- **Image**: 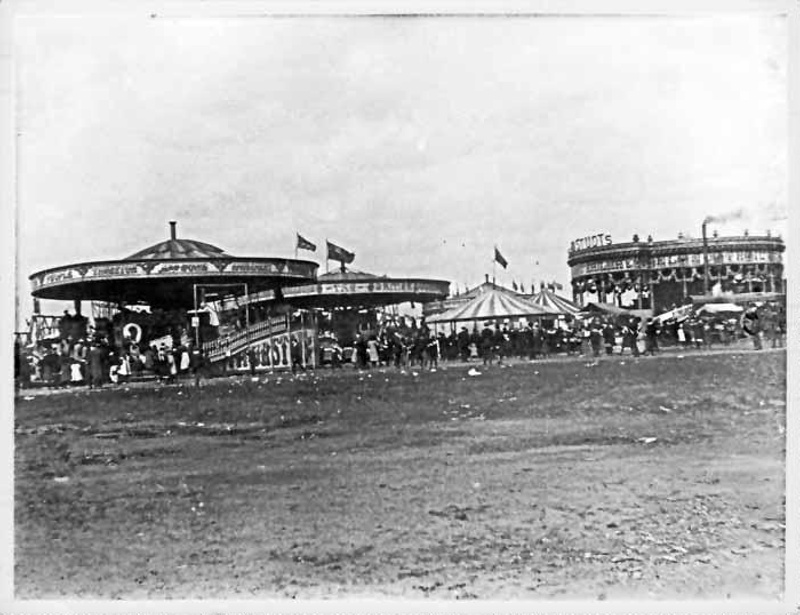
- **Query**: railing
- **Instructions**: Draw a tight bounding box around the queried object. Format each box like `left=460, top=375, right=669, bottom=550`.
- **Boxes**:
left=202, top=316, right=288, bottom=362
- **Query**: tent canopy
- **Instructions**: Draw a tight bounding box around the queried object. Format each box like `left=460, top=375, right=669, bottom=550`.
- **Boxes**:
left=653, top=304, right=693, bottom=324
left=581, top=302, right=651, bottom=321
left=697, top=303, right=743, bottom=315
left=690, top=292, right=785, bottom=305
left=426, top=288, right=559, bottom=323
left=530, top=288, right=581, bottom=315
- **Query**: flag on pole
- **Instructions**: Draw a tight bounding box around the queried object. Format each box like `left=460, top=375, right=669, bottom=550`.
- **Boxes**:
left=519, top=282, right=525, bottom=294
left=296, top=233, right=317, bottom=252
left=326, top=240, right=355, bottom=265
left=512, top=280, right=518, bottom=291
left=494, top=246, right=508, bottom=269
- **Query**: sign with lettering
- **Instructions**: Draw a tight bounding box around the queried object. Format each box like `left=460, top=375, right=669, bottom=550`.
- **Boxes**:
left=571, top=250, right=781, bottom=279
left=151, top=262, right=215, bottom=275
left=570, top=234, right=612, bottom=253
left=226, top=262, right=280, bottom=275
left=85, top=264, right=143, bottom=278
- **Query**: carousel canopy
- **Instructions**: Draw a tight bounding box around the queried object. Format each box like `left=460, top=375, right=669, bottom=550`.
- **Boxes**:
left=29, top=221, right=318, bottom=309
left=216, top=267, right=450, bottom=310
left=530, top=288, right=581, bottom=315
left=426, top=288, right=559, bottom=323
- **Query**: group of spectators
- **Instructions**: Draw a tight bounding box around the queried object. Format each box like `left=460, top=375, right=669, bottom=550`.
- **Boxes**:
left=15, top=310, right=206, bottom=389
left=14, top=300, right=787, bottom=388
left=316, top=301, right=786, bottom=370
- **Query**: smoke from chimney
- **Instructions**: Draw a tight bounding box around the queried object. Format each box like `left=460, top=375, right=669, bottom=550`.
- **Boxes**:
left=703, top=208, right=745, bottom=225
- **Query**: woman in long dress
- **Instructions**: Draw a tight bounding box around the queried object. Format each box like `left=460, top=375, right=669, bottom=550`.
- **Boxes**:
left=367, top=336, right=380, bottom=367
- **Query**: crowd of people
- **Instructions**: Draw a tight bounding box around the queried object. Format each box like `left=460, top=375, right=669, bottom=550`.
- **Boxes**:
left=319, top=301, right=786, bottom=370
left=14, top=300, right=786, bottom=388
left=14, top=310, right=207, bottom=389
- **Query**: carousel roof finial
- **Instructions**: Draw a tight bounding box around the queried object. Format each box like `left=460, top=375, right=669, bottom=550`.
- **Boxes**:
left=169, top=220, right=177, bottom=240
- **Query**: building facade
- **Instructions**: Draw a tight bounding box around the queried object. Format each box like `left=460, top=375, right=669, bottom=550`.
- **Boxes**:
left=567, top=232, right=785, bottom=313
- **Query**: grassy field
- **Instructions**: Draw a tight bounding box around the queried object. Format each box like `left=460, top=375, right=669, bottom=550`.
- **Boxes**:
left=14, top=349, right=786, bottom=599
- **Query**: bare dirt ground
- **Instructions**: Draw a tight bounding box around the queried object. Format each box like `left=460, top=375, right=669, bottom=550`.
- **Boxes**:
left=14, top=348, right=786, bottom=599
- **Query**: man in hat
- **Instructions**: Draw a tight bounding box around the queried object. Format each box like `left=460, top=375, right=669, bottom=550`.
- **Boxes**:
left=643, top=318, right=659, bottom=355
left=602, top=319, right=616, bottom=356
left=589, top=318, right=603, bottom=357
left=742, top=305, right=762, bottom=350
left=457, top=327, right=470, bottom=362
left=480, top=322, right=495, bottom=365
left=620, top=317, right=640, bottom=357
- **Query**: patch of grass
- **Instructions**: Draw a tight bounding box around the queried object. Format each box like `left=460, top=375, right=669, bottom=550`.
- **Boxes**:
left=15, top=351, right=785, bottom=598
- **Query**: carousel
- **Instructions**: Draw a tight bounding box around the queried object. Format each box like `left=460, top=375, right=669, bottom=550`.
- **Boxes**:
left=30, top=221, right=317, bottom=309
left=203, top=266, right=451, bottom=370
left=23, top=222, right=318, bottom=385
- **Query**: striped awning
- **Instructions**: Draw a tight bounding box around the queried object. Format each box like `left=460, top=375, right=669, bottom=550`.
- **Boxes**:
left=427, top=288, right=559, bottom=323
left=529, top=288, right=581, bottom=315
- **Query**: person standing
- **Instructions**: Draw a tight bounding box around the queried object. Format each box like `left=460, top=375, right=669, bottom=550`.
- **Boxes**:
left=367, top=336, right=380, bottom=368
left=457, top=327, right=470, bottom=362
left=247, top=346, right=257, bottom=376
left=291, top=336, right=305, bottom=373
left=602, top=320, right=615, bottom=356
left=676, top=319, right=686, bottom=347
left=425, top=334, right=439, bottom=369
left=590, top=320, right=603, bottom=357
left=58, top=347, right=71, bottom=387
left=681, top=319, right=694, bottom=349
left=531, top=322, right=543, bottom=360
left=481, top=323, right=495, bottom=365
left=643, top=318, right=659, bottom=355
left=620, top=318, right=640, bottom=357
left=742, top=306, right=762, bottom=350
left=355, top=335, right=369, bottom=369
left=495, top=326, right=509, bottom=364
left=692, top=318, right=705, bottom=349
left=189, top=343, right=205, bottom=386
left=87, top=342, right=105, bottom=388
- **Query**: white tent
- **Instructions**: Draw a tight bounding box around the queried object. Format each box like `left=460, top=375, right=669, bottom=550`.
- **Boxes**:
left=426, top=287, right=559, bottom=323
left=653, top=305, right=693, bottom=324
left=697, top=303, right=743, bottom=315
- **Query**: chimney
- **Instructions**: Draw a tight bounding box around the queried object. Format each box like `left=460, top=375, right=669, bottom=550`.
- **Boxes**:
left=169, top=221, right=177, bottom=240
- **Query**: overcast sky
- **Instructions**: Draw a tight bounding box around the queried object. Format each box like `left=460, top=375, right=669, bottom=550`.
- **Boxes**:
left=14, top=13, right=788, bottom=322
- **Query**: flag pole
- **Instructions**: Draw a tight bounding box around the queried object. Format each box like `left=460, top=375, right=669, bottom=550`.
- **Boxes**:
left=492, top=246, right=496, bottom=287
left=325, top=238, right=329, bottom=273
left=294, top=234, right=298, bottom=260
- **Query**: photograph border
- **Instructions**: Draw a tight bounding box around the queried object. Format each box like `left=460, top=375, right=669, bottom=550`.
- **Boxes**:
left=1, top=0, right=797, bottom=612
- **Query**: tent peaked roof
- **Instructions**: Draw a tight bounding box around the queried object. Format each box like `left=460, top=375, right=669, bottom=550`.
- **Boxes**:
left=530, top=288, right=581, bottom=315
left=427, top=288, right=559, bottom=323
left=126, top=238, right=231, bottom=260
left=460, top=280, right=526, bottom=299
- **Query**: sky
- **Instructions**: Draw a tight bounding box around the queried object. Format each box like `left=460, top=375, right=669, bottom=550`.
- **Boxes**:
left=13, top=12, right=788, bottom=326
